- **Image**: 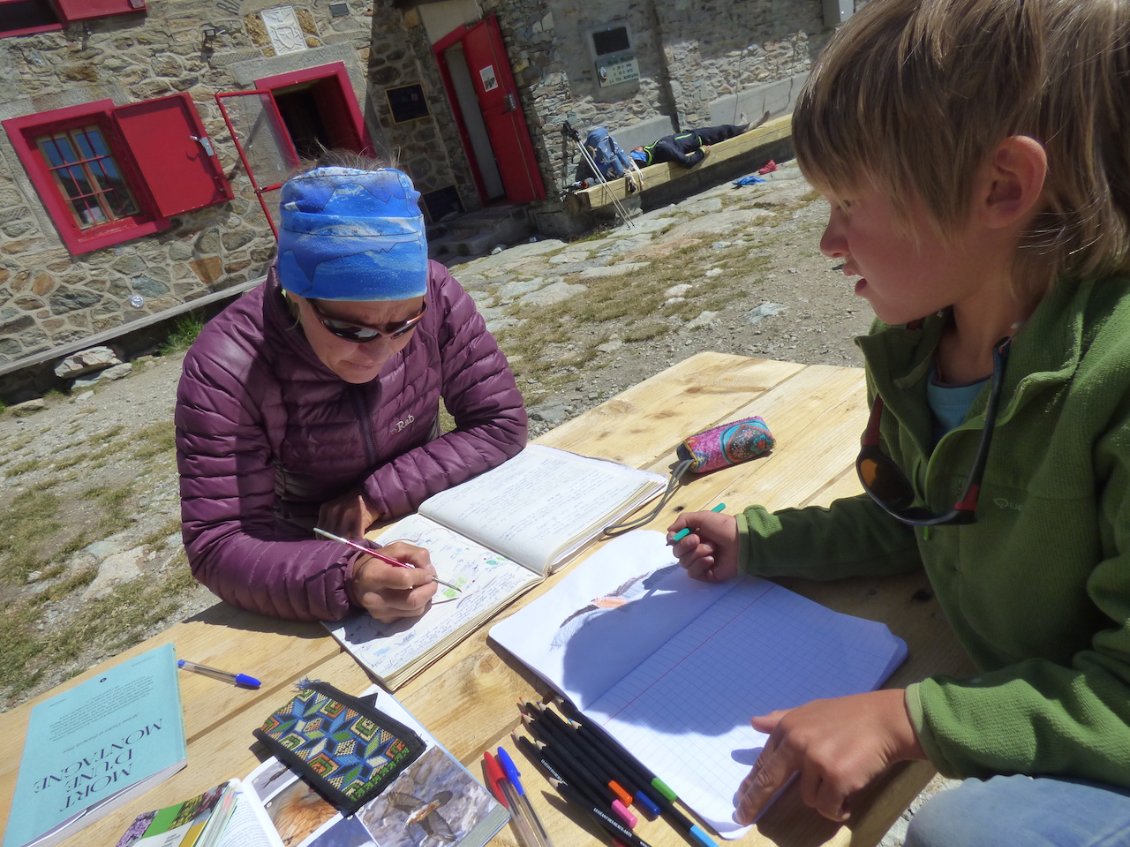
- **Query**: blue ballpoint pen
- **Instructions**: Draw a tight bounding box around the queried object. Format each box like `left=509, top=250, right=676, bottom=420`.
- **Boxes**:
left=498, top=745, right=554, bottom=847
left=177, top=658, right=261, bottom=688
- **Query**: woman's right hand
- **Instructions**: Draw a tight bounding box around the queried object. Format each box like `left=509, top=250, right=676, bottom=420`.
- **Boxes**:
left=667, top=511, right=740, bottom=582
left=346, top=541, right=438, bottom=623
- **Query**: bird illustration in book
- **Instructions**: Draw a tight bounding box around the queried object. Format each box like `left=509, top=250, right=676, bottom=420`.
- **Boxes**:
left=360, top=746, right=496, bottom=846
left=390, top=790, right=456, bottom=842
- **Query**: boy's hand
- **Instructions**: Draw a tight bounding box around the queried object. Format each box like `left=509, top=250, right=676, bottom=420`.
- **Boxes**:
left=347, top=541, right=438, bottom=623
left=734, top=689, right=925, bottom=824
left=667, top=511, right=739, bottom=581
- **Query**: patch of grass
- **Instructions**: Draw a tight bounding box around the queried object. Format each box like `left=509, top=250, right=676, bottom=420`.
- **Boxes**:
left=91, top=424, right=124, bottom=444
left=51, top=452, right=87, bottom=472
left=0, top=489, right=64, bottom=585
left=4, top=457, right=45, bottom=477
left=82, top=482, right=136, bottom=537
left=0, top=560, right=198, bottom=699
left=140, top=515, right=183, bottom=550
left=160, top=313, right=205, bottom=356
left=132, top=421, right=175, bottom=461
left=623, top=321, right=669, bottom=343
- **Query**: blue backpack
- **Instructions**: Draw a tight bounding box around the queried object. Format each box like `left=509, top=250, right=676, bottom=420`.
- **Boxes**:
left=582, top=126, right=634, bottom=180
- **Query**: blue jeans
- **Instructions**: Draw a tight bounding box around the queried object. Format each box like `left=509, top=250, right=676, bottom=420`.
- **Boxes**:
left=905, top=775, right=1130, bottom=847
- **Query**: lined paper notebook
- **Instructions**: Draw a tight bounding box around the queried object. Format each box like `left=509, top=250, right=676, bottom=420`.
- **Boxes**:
left=326, top=445, right=667, bottom=688
left=489, top=531, right=907, bottom=838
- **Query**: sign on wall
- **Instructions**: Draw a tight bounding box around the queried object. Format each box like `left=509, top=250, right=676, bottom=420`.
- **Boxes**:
left=262, top=6, right=306, bottom=55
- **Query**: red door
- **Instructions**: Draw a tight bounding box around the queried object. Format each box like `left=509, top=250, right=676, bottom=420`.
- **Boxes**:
left=460, top=17, right=545, bottom=203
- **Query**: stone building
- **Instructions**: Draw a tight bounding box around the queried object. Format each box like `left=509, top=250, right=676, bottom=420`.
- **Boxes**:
left=0, top=0, right=849, bottom=398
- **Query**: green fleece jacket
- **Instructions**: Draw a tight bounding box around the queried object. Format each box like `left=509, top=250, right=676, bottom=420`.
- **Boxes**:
left=737, top=275, right=1130, bottom=786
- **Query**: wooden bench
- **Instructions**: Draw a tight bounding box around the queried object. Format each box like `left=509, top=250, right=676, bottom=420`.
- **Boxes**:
left=564, top=114, right=794, bottom=215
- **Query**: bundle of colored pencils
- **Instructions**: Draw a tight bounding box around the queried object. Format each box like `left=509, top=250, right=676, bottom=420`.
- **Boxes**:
left=512, top=699, right=717, bottom=847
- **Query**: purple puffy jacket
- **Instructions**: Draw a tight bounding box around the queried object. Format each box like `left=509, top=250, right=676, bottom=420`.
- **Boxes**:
left=175, top=261, right=527, bottom=620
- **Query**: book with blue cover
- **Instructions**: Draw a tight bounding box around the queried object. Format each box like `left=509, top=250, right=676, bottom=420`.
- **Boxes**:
left=4, top=643, right=188, bottom=847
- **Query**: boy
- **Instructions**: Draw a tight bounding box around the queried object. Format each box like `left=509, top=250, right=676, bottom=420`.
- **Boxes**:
left=668, top=0, right=1130, bottom=843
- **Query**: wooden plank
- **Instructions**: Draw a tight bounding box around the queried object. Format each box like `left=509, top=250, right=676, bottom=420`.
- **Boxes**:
left=565, top=115, right=792, bottom=213
left=539, top=351, right=804, bottom=469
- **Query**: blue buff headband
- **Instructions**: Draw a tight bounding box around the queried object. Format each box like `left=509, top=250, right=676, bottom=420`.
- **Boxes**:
left=276, top=166, right=428, bottom=301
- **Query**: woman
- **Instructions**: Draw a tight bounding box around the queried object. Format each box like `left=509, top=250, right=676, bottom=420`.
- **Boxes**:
left=175, top=161, right=527, bottom=622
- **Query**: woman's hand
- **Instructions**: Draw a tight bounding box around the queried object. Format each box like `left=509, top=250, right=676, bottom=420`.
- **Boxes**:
left=735, top=689, right=925, bottom=824
left=667, top=511, right=740, bottom=581
left=346, top=541, right=438, bottom=623
left=319, top=492, right=380, bottom=538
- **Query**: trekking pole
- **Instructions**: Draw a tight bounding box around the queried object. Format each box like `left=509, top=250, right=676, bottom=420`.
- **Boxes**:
left=569, top=125, right=636, bottom=228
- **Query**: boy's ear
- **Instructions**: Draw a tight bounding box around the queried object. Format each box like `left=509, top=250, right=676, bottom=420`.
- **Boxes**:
left=979, top=135, right=1047, bottom=228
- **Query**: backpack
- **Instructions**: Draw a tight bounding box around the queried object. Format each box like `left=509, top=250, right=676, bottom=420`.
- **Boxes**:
left=582, top=126, right=634, bottom=180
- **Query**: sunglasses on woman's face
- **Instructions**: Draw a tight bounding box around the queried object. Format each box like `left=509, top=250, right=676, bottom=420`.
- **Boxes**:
left=307, top=299, right=427, bottom=343
left=856, top=337, right=1011, bottom=527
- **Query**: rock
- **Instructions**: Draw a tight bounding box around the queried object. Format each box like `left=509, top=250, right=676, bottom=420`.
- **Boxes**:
left=686, top=310, right=720, bottom=330
left=81, top=545, right=147, bottom=600
left=72, top=362, right=133, bottom=390
left=11, top=398, right=46, bottom=416
left=53, top=346, right=122, bottom=379
left=578, top=262, right=650, bottom=279
left=746, top=302, right=786, bottom=324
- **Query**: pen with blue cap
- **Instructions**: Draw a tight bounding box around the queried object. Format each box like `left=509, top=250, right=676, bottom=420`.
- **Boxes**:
left=498, top=745, right=554, bottom=847
left=177, top=658, right=261, bottom=688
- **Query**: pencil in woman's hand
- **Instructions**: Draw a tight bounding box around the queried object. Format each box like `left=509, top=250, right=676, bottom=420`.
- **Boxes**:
left=313, top=526, right=461, bottom=592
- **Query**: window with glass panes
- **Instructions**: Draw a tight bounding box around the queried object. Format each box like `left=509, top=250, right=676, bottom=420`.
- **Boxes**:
left=35, top=125, right=140, bottom=229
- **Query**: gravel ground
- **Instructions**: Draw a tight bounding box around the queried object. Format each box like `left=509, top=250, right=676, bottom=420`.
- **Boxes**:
left=0, top=160, right=952, bottom=840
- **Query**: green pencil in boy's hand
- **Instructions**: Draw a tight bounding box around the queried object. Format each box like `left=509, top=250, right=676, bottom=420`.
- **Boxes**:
left=671, top=502, right=726, bottom=542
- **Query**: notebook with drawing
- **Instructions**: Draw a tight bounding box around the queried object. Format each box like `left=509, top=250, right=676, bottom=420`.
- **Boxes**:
left=325, top=444, right=667, bottom=688
left=488, top=530, right=908, bottom=839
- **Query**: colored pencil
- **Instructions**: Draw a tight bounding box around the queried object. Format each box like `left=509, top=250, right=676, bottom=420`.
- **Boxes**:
left=555, top=697, right=719, bottom=847
left=548, top=777, right=657, bottom=847
left=526, top=702, right=651, bottom=814
left=313, top=526, right=461, bottom=591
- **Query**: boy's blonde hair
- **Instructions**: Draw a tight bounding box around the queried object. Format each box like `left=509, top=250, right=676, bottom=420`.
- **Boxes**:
left=793, top=0, right=1130, bottom=302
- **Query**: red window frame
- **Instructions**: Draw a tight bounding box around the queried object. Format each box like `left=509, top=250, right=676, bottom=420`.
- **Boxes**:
left=0, top=0, right=146, bottom=39
left=4, top=94, right=232, bottom=255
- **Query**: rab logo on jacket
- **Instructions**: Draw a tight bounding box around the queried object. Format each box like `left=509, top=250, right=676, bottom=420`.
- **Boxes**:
left=391, top=415, right=415, bottom=434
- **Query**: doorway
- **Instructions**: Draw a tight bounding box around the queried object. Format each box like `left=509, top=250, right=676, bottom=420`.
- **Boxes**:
left=433, top=15, right=545, bottom=205
left=216, top=62, right=370, bottom=237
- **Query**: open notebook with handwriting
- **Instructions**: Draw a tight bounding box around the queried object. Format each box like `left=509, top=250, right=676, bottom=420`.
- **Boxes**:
left=325, top=444, right=667, bottom=688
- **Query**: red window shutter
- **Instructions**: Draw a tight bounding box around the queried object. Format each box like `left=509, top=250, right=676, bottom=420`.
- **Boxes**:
left=113, top=93, right=233, bottom=217
left=51, top=0, right=146, bottom=21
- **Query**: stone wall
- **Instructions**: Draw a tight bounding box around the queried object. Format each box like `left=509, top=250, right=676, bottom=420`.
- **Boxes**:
left=483, top=0, right=832, bottom=196
left=369, top=3, right=481, bottom=217
left=0, top=0, right=377, bottom=374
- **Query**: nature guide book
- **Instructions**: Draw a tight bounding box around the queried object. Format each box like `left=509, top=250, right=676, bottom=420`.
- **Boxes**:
left=235, top=684, right=508, bottom=847
left=4, top=643, right=188, bottom=847
left=325, top=444, right=667, bottom=688
left=113, top=780, right=241, bottom=847
left=488, top=530, right=909, bottom=839
left=114, top=779, right=285, bottom=847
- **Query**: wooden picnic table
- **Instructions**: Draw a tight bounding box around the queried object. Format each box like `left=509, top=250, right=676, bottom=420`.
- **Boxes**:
left=0, top=352, right=973, bottom=846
